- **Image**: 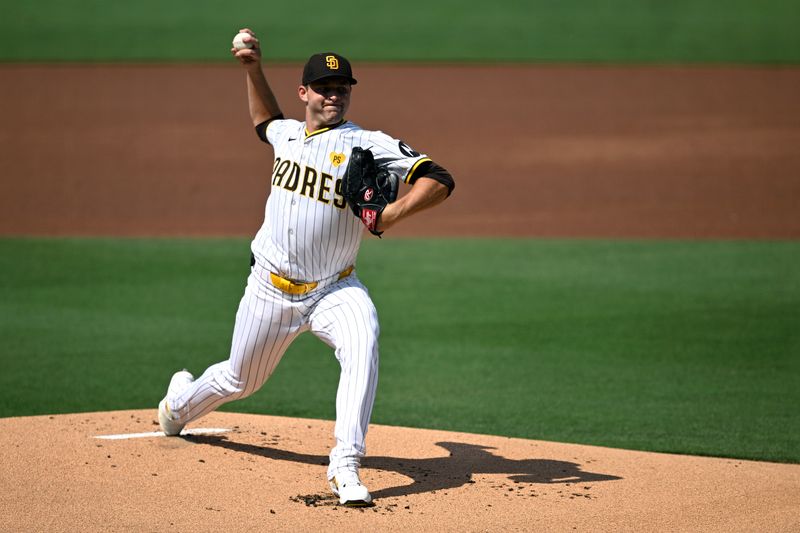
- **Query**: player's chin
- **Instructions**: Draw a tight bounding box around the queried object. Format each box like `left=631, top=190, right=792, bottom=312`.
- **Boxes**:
left=323, top=106, right=345, bottom=121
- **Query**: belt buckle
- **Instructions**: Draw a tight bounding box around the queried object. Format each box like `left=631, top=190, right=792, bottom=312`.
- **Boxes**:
left=270, top=272, right=316, bottom=295
left=270, top=266, right=351, bottom=295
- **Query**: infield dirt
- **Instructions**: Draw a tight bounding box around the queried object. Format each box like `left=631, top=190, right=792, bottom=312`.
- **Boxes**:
left=2, top=410, right=799, bottom=532
left=1, top=64, right=799, bottom=238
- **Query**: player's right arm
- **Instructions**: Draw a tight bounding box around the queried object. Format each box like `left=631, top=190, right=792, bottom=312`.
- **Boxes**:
left=231, top=28, right=283, bottom=126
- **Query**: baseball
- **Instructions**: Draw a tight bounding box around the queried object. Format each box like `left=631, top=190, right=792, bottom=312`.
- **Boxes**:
left=232, top=32, right=253, bottom=51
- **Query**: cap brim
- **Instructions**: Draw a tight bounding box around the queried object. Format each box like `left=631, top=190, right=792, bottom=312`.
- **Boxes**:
left=303, top=74, right=357, bottom=85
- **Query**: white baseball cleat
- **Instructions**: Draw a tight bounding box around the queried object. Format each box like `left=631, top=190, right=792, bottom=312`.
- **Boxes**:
left=329, top=471, right=373, bottom=507
left=158, top=399, right=184, bottom=436
left=158, top=370, right=194, bottom=436
left=167, top=370, right=194, bottom=398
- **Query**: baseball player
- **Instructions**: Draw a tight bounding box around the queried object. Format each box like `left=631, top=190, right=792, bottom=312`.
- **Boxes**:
left=157, top=28, right=454, bottom=507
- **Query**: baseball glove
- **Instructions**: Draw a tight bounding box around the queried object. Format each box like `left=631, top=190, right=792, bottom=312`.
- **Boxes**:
left=342, top=147, right=399, bottom=236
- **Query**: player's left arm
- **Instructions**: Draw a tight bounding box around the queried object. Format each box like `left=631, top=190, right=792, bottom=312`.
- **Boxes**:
left=377, top=165, right=454, bottom=232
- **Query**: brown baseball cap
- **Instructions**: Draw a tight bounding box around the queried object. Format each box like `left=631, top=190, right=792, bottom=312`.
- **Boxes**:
left=302, top=52, right=358, bottom=85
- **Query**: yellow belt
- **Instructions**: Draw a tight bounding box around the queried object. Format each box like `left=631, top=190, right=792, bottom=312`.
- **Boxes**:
left=269, top=265, right=354, bottom=295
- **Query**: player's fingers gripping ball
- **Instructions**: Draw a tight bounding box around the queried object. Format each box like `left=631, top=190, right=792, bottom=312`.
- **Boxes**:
left=232, top=32, right=254, bottom=51
left=342, top=147, right=399, bottom=237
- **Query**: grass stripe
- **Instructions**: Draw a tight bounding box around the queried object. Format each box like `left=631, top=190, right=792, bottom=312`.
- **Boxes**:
left=1, top=1, right=799, bottom=63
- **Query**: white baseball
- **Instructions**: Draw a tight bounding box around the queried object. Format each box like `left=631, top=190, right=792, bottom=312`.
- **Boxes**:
left=232, top=32, right=253, bottom=51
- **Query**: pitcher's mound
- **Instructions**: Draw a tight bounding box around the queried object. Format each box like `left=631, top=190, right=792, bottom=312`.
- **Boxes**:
left=1, top=410, right=798, bottom=532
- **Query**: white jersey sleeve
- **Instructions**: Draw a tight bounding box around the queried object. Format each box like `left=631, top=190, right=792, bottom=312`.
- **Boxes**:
left=266, top=118, right=301, bottom=146
left=361, top=130, right=432, bottom=185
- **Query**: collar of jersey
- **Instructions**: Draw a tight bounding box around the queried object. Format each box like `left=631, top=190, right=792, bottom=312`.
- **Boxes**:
left=304, top=120, right=347, bottom=140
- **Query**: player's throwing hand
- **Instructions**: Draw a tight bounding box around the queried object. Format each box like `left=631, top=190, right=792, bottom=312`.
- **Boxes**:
left=231, top=28, right=261, bottom=64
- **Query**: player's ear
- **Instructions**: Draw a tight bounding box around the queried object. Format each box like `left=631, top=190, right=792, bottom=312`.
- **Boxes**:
left=298, top=85, right=309, bottom=103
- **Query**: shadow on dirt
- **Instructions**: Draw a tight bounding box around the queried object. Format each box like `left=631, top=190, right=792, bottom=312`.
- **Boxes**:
left=186, top=435, right=622, bottom=498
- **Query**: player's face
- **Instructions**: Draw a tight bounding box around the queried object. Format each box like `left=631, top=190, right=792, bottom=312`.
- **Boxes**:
left=299, top=77, right=352, bottom=127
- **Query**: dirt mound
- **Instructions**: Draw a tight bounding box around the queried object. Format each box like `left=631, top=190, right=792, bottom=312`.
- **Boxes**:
left=1, top=410, right=798, bottom=532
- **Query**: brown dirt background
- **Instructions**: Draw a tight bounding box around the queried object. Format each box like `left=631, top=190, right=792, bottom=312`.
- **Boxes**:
left=1, top=64, right=799, bottom=531
left=1, top=64, right=799, bottom=238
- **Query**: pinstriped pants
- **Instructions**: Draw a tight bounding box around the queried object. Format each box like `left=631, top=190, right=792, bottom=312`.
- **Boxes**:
left=168, top=264, right=380, bottom=479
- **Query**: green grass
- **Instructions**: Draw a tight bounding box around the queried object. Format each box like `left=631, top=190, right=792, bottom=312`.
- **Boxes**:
left=1, top=0, right=798, bottom=63
left=0, top=237, right=798, bottom=463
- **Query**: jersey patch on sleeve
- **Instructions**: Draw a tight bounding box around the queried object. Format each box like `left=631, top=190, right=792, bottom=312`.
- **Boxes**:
left=398, top=141, right=420, bottom=158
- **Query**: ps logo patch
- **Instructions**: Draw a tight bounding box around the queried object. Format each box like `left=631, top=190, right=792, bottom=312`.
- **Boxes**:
left=326, top=55, right=339, bottom=70
left=330, top=152, right=346, bottom=167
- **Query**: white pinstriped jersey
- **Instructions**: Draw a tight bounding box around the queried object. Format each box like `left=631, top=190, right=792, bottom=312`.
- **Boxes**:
left=251, top=119, right=431, bottom=282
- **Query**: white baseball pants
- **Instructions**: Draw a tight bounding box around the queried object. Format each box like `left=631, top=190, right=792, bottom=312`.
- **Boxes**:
left=168, top=262, right=380, bottom=479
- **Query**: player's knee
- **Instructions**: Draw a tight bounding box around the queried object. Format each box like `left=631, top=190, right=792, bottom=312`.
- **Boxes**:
left=212, top=366, right=253, bottom=399
left=359, top=320, right=380, bottom=364
left=336, top=320, right=378, bottom=367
